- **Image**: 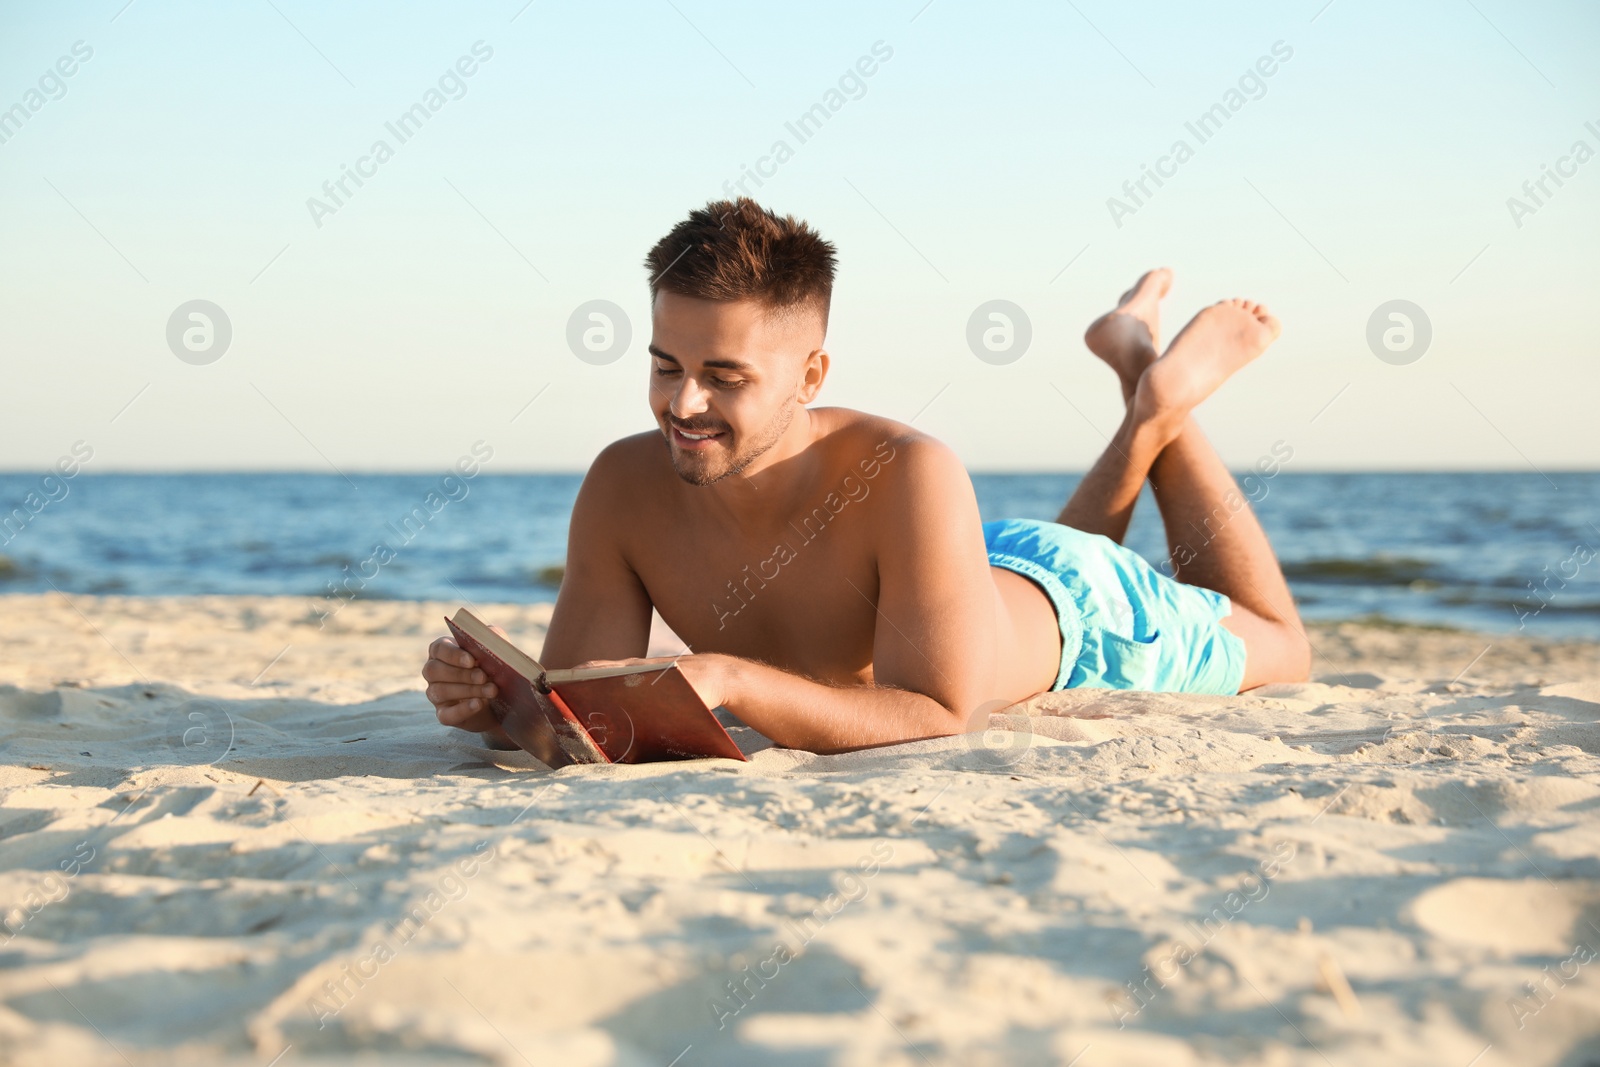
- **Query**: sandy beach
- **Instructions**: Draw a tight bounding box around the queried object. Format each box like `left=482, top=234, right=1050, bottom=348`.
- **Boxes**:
left=2, top=591, right=1598, bottom=1066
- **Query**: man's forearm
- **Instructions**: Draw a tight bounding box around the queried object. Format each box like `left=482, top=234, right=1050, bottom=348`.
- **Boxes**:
left=714, top=654, right=967, bottom=753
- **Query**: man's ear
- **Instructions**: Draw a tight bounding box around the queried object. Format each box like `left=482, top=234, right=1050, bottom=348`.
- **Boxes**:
left=796, top=348, right=830, bottom=404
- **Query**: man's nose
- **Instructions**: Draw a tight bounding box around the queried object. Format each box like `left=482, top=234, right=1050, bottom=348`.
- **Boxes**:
left=668, top=376, right=712, bottom=420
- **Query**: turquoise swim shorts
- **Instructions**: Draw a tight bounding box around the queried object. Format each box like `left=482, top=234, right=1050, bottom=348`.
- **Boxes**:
left=984, top=518, right=1248, bottom=695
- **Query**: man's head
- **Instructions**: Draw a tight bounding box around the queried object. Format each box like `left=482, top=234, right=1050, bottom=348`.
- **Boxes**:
left=643, top=198, right=837, bottom=486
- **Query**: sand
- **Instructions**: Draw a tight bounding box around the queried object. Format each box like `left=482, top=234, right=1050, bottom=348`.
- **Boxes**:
left=1, top=592, right=1598, bottom=1066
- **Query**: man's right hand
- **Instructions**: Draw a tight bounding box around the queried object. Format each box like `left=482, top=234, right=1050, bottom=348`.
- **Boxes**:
left=422, top=636, right=501, bottom=734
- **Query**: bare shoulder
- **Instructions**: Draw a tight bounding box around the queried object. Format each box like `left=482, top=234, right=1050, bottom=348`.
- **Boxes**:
left=810, top=407, right=971, bottom=504
left=567, top=432, right=678, bottom=550
left=583, top=430, right=671, bottom=497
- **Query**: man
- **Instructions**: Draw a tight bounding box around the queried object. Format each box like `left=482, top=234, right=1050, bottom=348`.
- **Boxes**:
left=423, top=198, right=1310, bottom=754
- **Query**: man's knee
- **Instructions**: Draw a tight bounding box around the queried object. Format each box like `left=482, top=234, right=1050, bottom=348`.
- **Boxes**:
left=1261, top=622, right=1311, bottom=685
left=1228, top=613, right=1311, bottom=689
left=1284, top=626, right=1312, bottom=682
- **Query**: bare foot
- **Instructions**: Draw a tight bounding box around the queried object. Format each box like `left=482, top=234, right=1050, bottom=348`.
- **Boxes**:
left=1136, top=298, right=1281, bottom=421
left=1084, top=268, right=1172, bottom=400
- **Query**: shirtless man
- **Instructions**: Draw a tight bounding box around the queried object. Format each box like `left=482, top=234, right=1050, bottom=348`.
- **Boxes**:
left=423, top=198, right=1310, bottom=754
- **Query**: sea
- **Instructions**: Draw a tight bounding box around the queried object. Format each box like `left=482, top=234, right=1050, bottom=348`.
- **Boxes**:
left=1, top=472, right=1596, bottom=639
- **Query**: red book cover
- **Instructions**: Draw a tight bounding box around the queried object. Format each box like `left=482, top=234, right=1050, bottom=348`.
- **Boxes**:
left=552, top=666, right=748, bottom=764
left=444, top=609, right=747, bottom=767
left=444, top=613, right=603, bottom=768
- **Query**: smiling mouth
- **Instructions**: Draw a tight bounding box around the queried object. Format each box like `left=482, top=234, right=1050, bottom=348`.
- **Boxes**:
left=670, top=423, right=727, bottom=446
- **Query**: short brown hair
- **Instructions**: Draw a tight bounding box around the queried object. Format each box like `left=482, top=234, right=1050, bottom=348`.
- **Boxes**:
left=644, top=197, right=837, bottom=330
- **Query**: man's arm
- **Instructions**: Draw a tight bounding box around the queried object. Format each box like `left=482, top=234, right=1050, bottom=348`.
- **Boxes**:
left=537, top=440, right=654, bottom=669
left=666, top=436, right=1005, bottom=753
left=424, top=439, right=653, bottom=735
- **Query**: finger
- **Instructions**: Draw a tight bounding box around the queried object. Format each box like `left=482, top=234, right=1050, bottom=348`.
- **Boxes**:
left=421, top=662, right=464, bottom=685
left=435, top=698, right=487, bottom=727
left=421, top=661, right=488, bottom=685
left=429, top=636, right=477, bottom=669
left=426, top=682, right=498, bottom=706
left=427, top=682, right=497, bottom=704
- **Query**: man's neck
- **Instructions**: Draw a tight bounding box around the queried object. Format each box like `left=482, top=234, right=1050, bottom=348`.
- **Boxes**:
left=699, top=406, right=824, bottom=529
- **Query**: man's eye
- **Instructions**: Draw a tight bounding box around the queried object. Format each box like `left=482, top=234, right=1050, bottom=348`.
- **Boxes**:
left=711, top=378, right=744, bottom=388
left=653, top=365, right=680, bottom=376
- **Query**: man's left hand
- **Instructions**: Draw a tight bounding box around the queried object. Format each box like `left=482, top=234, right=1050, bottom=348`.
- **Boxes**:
left=570, top=652, right=735, bottom=711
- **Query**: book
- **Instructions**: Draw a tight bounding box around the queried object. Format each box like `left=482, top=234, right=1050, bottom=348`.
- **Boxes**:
left=443, top=608, right=747, bottom=768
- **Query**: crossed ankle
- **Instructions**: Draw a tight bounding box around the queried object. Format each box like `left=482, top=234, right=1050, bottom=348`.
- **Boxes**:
left=1130, top=374, right=1192, bottom=434
left=1124, top=405, right=1187, bottom=452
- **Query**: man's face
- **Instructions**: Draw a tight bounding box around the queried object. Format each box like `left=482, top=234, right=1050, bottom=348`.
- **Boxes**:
left=648, top=291, right=824, bottom=487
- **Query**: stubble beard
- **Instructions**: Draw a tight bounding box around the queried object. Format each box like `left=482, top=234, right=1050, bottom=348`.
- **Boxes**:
left=668, top=397, right=796, bottom=487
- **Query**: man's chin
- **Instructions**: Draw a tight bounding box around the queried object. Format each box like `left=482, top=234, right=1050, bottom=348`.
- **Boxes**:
left=663, top=425, right=775, bottom=486
left=670, top=454, right=732, bottom=487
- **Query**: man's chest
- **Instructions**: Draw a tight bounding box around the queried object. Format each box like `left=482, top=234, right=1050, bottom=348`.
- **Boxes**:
left=630, top=514, right=882, bottom=683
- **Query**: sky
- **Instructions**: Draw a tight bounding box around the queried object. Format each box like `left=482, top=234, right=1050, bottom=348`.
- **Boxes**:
left=1, top=0, right=1596, bottom=473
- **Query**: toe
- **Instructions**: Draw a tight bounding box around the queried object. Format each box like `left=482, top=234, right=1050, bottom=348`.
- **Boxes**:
left=1128, top=268, right=1173, bottom=304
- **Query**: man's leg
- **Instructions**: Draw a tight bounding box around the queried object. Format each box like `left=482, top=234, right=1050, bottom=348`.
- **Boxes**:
left=1143, top=414, right=1310, bottom=688
left=1055, top=270, right=1169, bottom=543
left=1057, top=273, right=1310, bottom=688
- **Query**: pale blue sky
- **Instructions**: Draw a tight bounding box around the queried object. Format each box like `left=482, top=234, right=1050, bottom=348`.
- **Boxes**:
left=1, top=0, right=1596, bottom=472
